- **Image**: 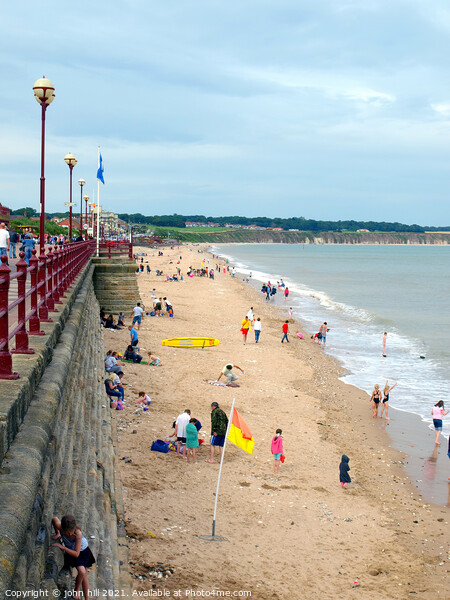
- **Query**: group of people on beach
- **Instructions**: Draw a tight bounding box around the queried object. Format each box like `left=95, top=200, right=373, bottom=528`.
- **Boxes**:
left=370, top=380, right=397, bottom=420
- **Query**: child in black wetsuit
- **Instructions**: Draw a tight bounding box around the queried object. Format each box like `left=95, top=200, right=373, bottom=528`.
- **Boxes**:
left=339, top=455, right=351, bottom=488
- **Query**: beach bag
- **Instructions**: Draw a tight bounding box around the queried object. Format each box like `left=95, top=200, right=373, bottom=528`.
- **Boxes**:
left=151, top=440, right=169, bottom=453
left=110, top=400, right=118, bottom=409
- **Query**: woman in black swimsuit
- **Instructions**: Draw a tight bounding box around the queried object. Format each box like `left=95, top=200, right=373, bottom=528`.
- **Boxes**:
left=381, top=380, right=397, bottom=420
left=370, top=384, right=382, bottom=418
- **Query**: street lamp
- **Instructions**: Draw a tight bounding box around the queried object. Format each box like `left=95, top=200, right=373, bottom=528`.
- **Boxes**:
left=83, top=194, right=89, bottom=239
left=64, top=153, right=77, bottom=241
left=33, top=77, right=55, bottom=255
left=78, top=179, right=85, bottom=237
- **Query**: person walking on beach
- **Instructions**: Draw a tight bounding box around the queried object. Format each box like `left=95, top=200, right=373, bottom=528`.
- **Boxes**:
left=284, top=287, right=289, bottom=299
left=319, top=322, right=328, bottom=347
left=254, top=317, right=262, bottom=343
left=206, top=402, right=229, bottom=464
left=240, top=316, right=251, bottom=344
left=339, top=455, right=351, bottom=488
left=431, top=401, right=448, bottom=445
left=129, top=325, right=139, bottom=348
left=381, top=380, right=397, bottom=420
left=281, top=320, right=289, bottom=343
left=218, top=363, right=244, bottom=386
left=246, top=307, right=254, bottom=322
left=271, top=429, right=283, bottom=474
left=382, top=332, right=388, bottom=357
left=370, top=384, right=382, bottom=418
left=130, top=302, right=144, bottom=330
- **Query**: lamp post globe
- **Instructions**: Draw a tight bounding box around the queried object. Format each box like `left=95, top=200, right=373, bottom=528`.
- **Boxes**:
left=33, top=77, right=55, bottom=255
left=64, top=153, right=77, bottom=242
left=83, top=194, right=90, bottom=239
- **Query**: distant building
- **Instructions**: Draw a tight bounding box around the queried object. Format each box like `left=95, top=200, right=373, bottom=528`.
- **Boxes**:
left=58, top=218, right=81, bottom=230
left=357, top=229, right=370, bottom=232
left=0, top=204, right=10, bottom=225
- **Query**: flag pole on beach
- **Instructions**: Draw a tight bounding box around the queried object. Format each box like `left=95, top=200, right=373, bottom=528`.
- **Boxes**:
left=200, top=398, right=254, bottom=542
left=212, top=398, right=235, bottom=540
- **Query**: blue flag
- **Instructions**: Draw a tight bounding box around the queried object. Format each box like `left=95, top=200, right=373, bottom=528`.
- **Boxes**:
left=97, top=153, right=105, bottom=184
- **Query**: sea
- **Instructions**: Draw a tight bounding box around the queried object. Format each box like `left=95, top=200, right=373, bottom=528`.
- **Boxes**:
left=211, top=244, right=450, bottom=439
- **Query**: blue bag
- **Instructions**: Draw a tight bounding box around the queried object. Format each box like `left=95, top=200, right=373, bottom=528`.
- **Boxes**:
left=151, top=440, right=169, bottom=453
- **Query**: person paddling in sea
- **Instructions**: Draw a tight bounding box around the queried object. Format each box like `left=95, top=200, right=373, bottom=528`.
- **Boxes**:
left=370, top=384, right=382, bottom=418
left=382, top=332, right=388, bottom=357
left=431, top=401, right=448, bottom=445
left=380, top=380, right=397, bottom=420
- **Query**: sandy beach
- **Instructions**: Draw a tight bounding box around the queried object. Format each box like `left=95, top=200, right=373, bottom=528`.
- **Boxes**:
left=104, top=244, right=449, bottom=599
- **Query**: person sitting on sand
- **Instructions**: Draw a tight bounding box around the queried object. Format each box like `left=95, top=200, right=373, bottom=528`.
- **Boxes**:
left=137, top=391, right=151, bottom=406
left=217, top=363, right=244, bottom=386
left=104, top=314, right=121, bottom=330
left=147, top=351, right=161, bottom=366
left=105, top=351, right=125, bottom=374
left=124, top=344, right=143, bottom=363
left=370, top=384, right=382, bottom=418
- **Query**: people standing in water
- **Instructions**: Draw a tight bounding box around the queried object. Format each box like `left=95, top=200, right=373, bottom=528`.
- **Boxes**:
left=240, top=316, right=251, bottom=344
left=431, top=401, right=448, bottom=445
left=370, top=384, right=382, bottom=418
left=382, top=332, right=388, bottom=357
left=319, top=322, right=328, bottom=347
left=380, top=380, right=397, bottom=420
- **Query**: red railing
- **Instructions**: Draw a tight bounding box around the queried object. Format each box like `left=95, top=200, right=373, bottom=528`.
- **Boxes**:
left=0, top=240, right=96, bottom=379
left=99, top=240, right=133, bottom=260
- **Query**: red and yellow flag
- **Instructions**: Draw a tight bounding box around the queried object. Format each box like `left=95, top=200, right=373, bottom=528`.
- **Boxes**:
left=227, top=409, right=254, bottom=455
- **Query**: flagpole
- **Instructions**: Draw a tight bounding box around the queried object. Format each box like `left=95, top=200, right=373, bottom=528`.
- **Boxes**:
left=96, top=146, right=100, bottom=257
left=211, top=398, right=235, bottom=537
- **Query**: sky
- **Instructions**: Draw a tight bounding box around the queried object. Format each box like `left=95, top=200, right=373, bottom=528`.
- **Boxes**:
left=1, top=0, right=450, bottom=225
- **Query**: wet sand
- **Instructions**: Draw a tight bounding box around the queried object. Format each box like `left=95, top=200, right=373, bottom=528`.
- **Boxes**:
left=104, top=244, right=450, bottom=599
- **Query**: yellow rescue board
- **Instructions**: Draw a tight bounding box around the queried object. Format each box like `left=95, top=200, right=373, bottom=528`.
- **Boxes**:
left=161, top=337, right=220, bottom=348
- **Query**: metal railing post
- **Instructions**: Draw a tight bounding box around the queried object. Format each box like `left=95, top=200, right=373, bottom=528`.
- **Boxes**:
left=29, top=250, right=45, bottom=335
left=46, top=246, right=56, bottom=311
left=52, top=246, right=62, bottom=304
left=0, top=255, right=19, bottom=379
left=12, top=252, right=35, bottom=355
left=38, top=249, right=52, bottom=322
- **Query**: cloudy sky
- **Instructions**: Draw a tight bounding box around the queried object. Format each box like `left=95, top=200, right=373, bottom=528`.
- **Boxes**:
left=1, top=0, right=450, bottom=225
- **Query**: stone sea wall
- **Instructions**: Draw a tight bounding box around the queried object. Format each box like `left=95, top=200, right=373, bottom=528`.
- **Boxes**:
left=0, top=263, right=130, bottom=595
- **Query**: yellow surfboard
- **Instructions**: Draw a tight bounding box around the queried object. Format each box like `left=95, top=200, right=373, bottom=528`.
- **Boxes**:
left=161, top=337, right=220, bottom=348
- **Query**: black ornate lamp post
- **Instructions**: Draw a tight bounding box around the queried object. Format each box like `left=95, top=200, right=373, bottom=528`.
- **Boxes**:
left=83, top=194, right=89, bottom=239
left=64, top=153, right=77, bottom=241
left=78, top=179, right=85, bottom=237
left=33, top=77, right=55, bottom=255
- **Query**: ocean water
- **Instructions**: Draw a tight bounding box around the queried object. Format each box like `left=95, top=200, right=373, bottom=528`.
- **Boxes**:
left=212, top=244, right=450, bottom=438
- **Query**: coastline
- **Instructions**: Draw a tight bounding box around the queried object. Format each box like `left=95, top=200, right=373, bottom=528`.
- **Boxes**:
left=105, top=243, right=449, bottom=599
left=211, top=243, right=450, bottom=507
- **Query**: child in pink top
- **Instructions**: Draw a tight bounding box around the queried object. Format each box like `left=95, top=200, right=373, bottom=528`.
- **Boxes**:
left=271, top=428, right=283, bottom=474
